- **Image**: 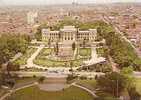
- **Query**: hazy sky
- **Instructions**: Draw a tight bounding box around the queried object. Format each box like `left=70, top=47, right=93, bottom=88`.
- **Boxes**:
left=0, top=0, right=140, bottom=5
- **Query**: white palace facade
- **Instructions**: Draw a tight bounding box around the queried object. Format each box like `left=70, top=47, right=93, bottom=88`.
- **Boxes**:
left=42, top=26, right=97, bottom=43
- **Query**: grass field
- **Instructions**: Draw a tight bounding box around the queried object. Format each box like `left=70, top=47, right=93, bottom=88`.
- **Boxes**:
left=96, top=48, right=105, bottom=57
left=134, top=78, right=141, bottom=94
left=14, top=47, right=37, bottom=65
left=34, top=48, right=84, bottom=67
left=79, top=48, right=91, bottom=57
left=15, top=77, right=38, bottom=84
left=8, top=86, right=94, bottom=100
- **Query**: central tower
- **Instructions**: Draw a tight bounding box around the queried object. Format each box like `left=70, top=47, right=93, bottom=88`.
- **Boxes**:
left=60, top=26, right=77, bottom=42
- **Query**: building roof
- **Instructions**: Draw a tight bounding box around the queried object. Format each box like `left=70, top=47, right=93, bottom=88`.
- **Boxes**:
left=50, top=31, right=59, bottom=33
left=42, top=29, right=50, bottom=35
left=42, top=26, right=97, bottom=34
left=79, top=31, right=89, bottom=33
left=89, top=29, right=97, bottom=32
left=60, top=26, right=77, bottom=32
left=42, top=29, right=60, bottom=34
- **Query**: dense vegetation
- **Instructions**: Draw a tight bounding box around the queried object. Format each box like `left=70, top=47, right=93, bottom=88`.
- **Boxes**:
left=96, top=68, right=141, bottom=99
left=0, top=34, right=30, bottom=65
left=0, top=34, right=31, bottom=89
left=97, top=24, right=141, bottom=70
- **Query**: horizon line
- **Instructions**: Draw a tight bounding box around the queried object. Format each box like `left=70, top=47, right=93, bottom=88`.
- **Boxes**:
left=0, top=2, right=141, bottom=6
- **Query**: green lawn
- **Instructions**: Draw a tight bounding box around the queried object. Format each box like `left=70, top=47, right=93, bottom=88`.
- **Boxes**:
left=79, top=48, right=91, bottom=57
left=134, top=78, right=141, bottom=94
left=34, top=58, right=83, bottom=67
left=96, top=48, right=105, bottom=57
left=14, top=47, right=37, bottom=65
left=34, top=48, right=84, bottom=67
left=8, top=86, right=94, bottom=100
left=15, top=77, right=38, bottom=84
left=39, top=48, right=52, bottom=56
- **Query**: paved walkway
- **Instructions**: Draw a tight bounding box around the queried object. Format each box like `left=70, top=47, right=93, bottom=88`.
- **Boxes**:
left=26, top=45, right=45, bottom=68
left=11, top=71, right=104, bottom=78
left=73, top=48, right=77, bottom=59
left=0, top=83, right=36, bottom=100
left=72, top=83, right=97, bottom=97
left=23, top=45, right=77, bottom=71
left=84, top=47, right=106, bottom=66
left=0, top=92, right=11, bottom=100
left=21, top=44, right=50, bottom=70
left=10, top=53, right=22, bottom=62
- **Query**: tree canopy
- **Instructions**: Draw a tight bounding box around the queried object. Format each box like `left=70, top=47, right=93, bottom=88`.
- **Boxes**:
left=0, top=34, right=30, bottom=65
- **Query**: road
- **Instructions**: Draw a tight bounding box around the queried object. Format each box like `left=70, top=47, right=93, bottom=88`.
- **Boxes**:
left=10, top=71, right=105, bottom=79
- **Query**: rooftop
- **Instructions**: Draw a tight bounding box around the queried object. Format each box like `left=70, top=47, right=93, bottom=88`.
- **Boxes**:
left=60, top=26, right=77, bottom=32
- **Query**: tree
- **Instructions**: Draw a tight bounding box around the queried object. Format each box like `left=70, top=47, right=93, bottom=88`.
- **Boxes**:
left=128, top=87, right=141, bottom=100
left=48, top=39, right=51, bottom=48
left=0, top=34, right=29, bottom=65
left=56, top=42, right=59, bottom=55
left=38, top=76, right=45, bottom=83
left=121, top=67, right=133, bottom=75
left=82, top=38, right=86, bottom=48
left=69, top=62, right=74, bottom=75
left=96, top=27, right=103, bottom=41
left=66, top=74, right=77, bottom=83
left=120, top=67, right=135, bottom=90
left=35, top=28, right=42, bottom=41
left=54, top=42, right=59, bottom=56
left=72, top=42, right=76, bottom=51
left=7, top=62, right=20, bottom=72
left=97, top=72, right=128, bottom=97
left=35, top=24, right=49, bottom=41
left=0, top=73, right=2, bottom=87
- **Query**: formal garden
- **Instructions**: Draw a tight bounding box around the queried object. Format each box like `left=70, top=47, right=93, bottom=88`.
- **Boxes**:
left=96, top=47, right=105, bottom=57
left=14, top=47, right=37, bottom=65
left=33, top=47, right=91, bottom=67
left=79, top=48, right=91, bottom=58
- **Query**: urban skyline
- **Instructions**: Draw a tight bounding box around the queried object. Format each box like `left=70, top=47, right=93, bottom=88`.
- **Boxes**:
left=0, top=0, right=140, bottom=5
